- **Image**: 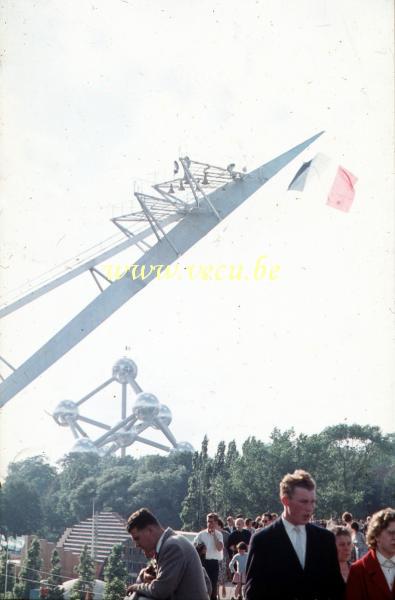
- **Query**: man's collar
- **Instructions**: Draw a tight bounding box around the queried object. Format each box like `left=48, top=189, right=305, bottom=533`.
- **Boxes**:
left=281, top=515, right=306, bottom=533
left=155, top=528, right=167, bottom=555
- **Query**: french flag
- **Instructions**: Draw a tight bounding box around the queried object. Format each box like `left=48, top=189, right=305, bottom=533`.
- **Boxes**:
left=288, top=153, right=357, bottom=213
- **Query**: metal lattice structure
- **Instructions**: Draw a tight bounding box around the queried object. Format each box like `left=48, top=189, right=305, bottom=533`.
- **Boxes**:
left=0, top=132, right=324, bottom=406
left=52, top=357, right=193, bottom=457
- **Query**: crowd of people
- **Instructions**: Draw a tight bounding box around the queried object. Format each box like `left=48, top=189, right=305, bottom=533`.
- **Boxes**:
left=124, top=469, right=395, bottom=600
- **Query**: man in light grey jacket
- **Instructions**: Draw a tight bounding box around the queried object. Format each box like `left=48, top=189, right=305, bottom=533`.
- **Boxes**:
left=125, top=507, right=210, bottom=600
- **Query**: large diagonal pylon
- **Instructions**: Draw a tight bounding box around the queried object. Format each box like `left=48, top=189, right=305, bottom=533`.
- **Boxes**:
left=0, top=132, right=323, bottom=406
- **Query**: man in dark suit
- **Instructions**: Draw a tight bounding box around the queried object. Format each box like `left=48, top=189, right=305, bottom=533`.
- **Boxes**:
left=227, top=517, right=252, bottom=557
left=224, top=515, right=236, bottom=533
left=245, top=469, right=345, bottom=600
left=125, top=507, right=210, bottom=600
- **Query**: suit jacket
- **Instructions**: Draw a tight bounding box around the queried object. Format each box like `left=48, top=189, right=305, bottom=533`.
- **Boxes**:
left=245, top=518, right=345, bottom=600
left=227, top=528, right=252, bottom=554
left=346, top=549, right=395, bottom=600
left=131, top=527, right=210, bottom=600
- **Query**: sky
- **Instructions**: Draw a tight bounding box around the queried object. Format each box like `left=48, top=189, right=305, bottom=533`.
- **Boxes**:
left=0, top=0, right=394, bottom=478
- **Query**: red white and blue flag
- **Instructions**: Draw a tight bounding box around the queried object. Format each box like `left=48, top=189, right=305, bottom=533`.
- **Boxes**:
left=288, top=154, right=357, bottom=212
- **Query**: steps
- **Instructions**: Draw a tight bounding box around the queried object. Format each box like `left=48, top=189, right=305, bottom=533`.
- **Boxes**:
left=57, top=511, right=129, bottom=563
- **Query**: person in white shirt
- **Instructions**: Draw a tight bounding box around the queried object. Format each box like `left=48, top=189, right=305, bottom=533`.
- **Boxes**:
left=194, top=512, right=224, bottom=600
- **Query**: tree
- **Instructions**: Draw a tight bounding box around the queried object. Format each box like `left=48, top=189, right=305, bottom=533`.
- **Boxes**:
left=180, top=452, right=202, bottom=530
left=56, top=453, right=101, bottom=526
left=181, top=436, right=213, bottom=530
left=69, top=545, right=95, bottom=600
left=2, top=480, right=43, bottom=536
left=223, top=440, right=241, bottom=514
left=232, top=437, right=273, bottom=516
left=96, top=465, right=136, bottom=515
left=128, top=466, right=188, bottom=528
left=103, top=544, right=128, bottom=600
left=46, top=549, right=64, bottom=600
left=209, top=441, right=237, bottom=516
left=4, top=456, right=62, bottom=540
left=7, top=456, right=57, bottom=496
left=0, top=546, right=10, bottom=596
left=316, top=424, right=395, bottom=516
left=13, top=537, right=42, bottom=600
left=69, top=477, right=98, bottom=523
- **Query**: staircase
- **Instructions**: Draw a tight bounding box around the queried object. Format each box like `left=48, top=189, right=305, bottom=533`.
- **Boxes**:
left=57, top=511, right=129, bottom=563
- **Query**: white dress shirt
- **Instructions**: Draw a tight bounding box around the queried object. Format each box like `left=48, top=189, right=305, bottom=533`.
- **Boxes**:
left=377, top=551, right=395, bottom=591
left=282, top=516, right=307, bottom=568
left=194, top=529, right=223, bottom=560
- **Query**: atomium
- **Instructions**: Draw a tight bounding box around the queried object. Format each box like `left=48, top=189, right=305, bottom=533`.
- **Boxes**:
left=171, top=441, right=195, bottom=453
left=153, top=404, right=172, bottom=428
left=71, top=438, right=99, bottom=454
left=112, top=357, right=138, bottom=384
left=51, top=357, right=193, bottom=457
left=53, top=400, right=79, bottom=426
left=133, top=392, right=160, bottom=421
left=111, top=428, right=138, bottom=448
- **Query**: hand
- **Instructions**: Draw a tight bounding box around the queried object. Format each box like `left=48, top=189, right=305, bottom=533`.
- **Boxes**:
left=141, top=569, right=155, bottom=583
left=125, top=584, right=138, bottom=595
left=208, top=525, right=216, bottom=534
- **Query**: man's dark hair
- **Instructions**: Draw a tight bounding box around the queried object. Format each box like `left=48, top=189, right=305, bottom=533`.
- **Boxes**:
left=262, top=512, right=272, bottom=520
left=127, top=507, right=160, bottom=533
left=207, top=512, right=219, bottom=522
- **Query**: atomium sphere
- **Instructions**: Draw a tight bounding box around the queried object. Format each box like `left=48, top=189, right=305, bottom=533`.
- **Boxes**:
left=112, top=357, right=138, bottom=384
left=52, top=400, right=79, bottom=426
left=110, top=428, right=138, bottom=448
left=70, top=438, right=99, bottom=454
left=171, top=441, right=194, bottom=453
left=132, top=392, right=160, bottom=422
left=153, top=404, right=172, bottom=429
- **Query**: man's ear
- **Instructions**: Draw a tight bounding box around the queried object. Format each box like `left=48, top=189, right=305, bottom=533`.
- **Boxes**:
left=281, top=495, right=290, bottom=507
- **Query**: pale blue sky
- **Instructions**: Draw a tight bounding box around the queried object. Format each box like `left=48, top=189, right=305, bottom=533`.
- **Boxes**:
left=0, top=0, right=393, bottom=476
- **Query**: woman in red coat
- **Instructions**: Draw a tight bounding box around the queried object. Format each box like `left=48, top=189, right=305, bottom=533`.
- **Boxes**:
left=346, top=508, right=395, bottom=600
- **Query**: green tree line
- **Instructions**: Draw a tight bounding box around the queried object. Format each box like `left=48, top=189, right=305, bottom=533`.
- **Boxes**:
left=1, top=425, right=394, bottom=539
